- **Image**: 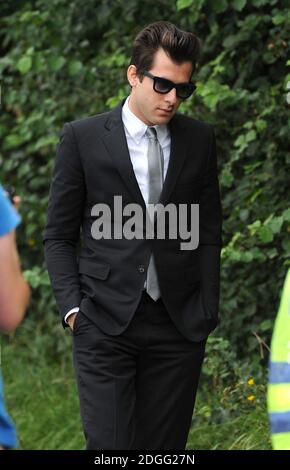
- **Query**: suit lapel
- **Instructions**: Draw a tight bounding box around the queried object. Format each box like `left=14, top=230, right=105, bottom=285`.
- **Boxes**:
left=159, top=114, right=188, bottom=206
left=101, top=99, right=146, bottom=210
left=101, top=100, right=189, bottom=209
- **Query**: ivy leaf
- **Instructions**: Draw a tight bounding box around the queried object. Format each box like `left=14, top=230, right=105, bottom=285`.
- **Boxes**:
left=220, top=165, right=234, bottom=188
left=258, top=226, right=274, bottom=243
left=256, top=119, right=267, bottom=132
left=68, top=60, right=83, bottom=76
left=241, top=251, right=254, bottom=262
left=5, top=133, right=23, bottom=148
left=267, top=216, right=283, bottom=234
left=48, top=56, right=66, bottom=72
left=233, top=0, right=247, bottom=11
left=272, top=14, right=285, bottom=25
left=282, top=239, right=290, bottom=254
left=176, top=0, right=192, bottom=10
left=260, top=320, right=273, bottom=332
left=282, top=208, right=290, bottom=221
left=239, top=209, right=249, bottom=221
left=211, top=0, right=228, bottom=13
left=33, top=53, right=45, bottom=72
left=267, top=248, right=278, bottom=259
left=252, top=0, right=268, bottom=5
left=223, top=35, right=238, bottom=49
left=245, top=130, right=257, bottom=142
left=17, top=56, right=32, bottom=74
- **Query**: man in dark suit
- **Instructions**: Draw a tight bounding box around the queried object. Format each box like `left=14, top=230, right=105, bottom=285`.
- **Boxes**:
left=44, top=21, right=222, bottom=450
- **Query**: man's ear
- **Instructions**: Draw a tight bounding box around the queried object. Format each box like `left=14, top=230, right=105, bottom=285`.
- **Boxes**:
left=127, top=65, right=139, bottom=87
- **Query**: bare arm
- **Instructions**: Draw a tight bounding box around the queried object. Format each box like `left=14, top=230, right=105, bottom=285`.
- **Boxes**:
left=0, top=229, right=30, bottom=332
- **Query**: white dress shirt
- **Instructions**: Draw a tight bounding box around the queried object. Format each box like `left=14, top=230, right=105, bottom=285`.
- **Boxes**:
left=122, top=96, right=170, bottom=203
left=64, top=96, right=171, bottom=323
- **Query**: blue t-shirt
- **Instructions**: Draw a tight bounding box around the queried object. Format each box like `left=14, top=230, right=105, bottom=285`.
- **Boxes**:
left=0, top=185, right=21, bottom=236
left=0, top=184, right=21, bottom=448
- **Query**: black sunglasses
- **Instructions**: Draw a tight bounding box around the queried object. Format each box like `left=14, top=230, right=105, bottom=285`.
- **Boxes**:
left=142, top=71, right=196, bottom=100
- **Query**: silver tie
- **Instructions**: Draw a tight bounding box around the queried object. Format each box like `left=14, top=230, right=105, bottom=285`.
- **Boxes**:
left=145, top=126, right=164, bottom=301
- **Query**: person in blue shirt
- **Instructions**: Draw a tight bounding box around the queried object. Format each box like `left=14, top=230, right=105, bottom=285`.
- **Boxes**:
left=0, top=185, right=30, bottom=449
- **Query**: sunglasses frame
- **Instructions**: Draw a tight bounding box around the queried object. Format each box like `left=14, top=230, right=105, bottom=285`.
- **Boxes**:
left=141, top=70, right=196, bottom=100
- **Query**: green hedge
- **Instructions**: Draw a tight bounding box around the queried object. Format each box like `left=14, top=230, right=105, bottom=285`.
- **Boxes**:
left=0, top=0, right=289, bottom=364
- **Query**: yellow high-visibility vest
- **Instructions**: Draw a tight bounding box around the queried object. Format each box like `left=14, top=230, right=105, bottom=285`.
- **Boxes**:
left=267, top=268, right=290, bottom=450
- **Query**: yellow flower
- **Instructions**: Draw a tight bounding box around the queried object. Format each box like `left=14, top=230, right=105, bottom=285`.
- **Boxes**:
left=247, top=395, right=255, bottom=401
left=247, top=378, right=255, bottom=385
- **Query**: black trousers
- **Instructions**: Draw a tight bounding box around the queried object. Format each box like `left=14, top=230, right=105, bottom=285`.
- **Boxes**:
left=72, top=291, right=206, bottom=450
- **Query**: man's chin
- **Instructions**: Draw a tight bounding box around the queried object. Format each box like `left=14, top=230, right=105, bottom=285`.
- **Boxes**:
left=146, top=110, right=174, bottom=126
left=156, top=108, right=174, bottom=122
left=153, top=114, right=173, bottom=125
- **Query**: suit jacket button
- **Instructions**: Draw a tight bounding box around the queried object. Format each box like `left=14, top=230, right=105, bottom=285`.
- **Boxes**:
left=138, top=265, right=145, bottom=273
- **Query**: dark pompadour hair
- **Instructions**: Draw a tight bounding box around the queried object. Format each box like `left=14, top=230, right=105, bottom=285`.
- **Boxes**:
left=130, top=21, right=201, bottom=77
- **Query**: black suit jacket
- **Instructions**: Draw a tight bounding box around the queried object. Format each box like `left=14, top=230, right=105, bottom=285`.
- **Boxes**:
left=43, top=99, right=222, bottom=342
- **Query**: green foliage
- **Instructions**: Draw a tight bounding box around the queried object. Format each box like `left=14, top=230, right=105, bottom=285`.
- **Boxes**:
left=0, top=0, right=289, bottom=365
left=3, top=330, right=82, bottom=450
left=188, top=399, right=271, bottom=449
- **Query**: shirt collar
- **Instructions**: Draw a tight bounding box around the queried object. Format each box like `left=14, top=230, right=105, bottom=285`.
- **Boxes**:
left=122, top=96, right=169, bottom=146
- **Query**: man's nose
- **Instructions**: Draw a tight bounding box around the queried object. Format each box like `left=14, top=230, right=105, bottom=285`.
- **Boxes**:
left=165, top=87, right=178, bottom=105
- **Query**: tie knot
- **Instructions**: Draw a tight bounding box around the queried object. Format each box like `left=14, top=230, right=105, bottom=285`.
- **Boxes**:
left=146, top=126, right=157, bottom=140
